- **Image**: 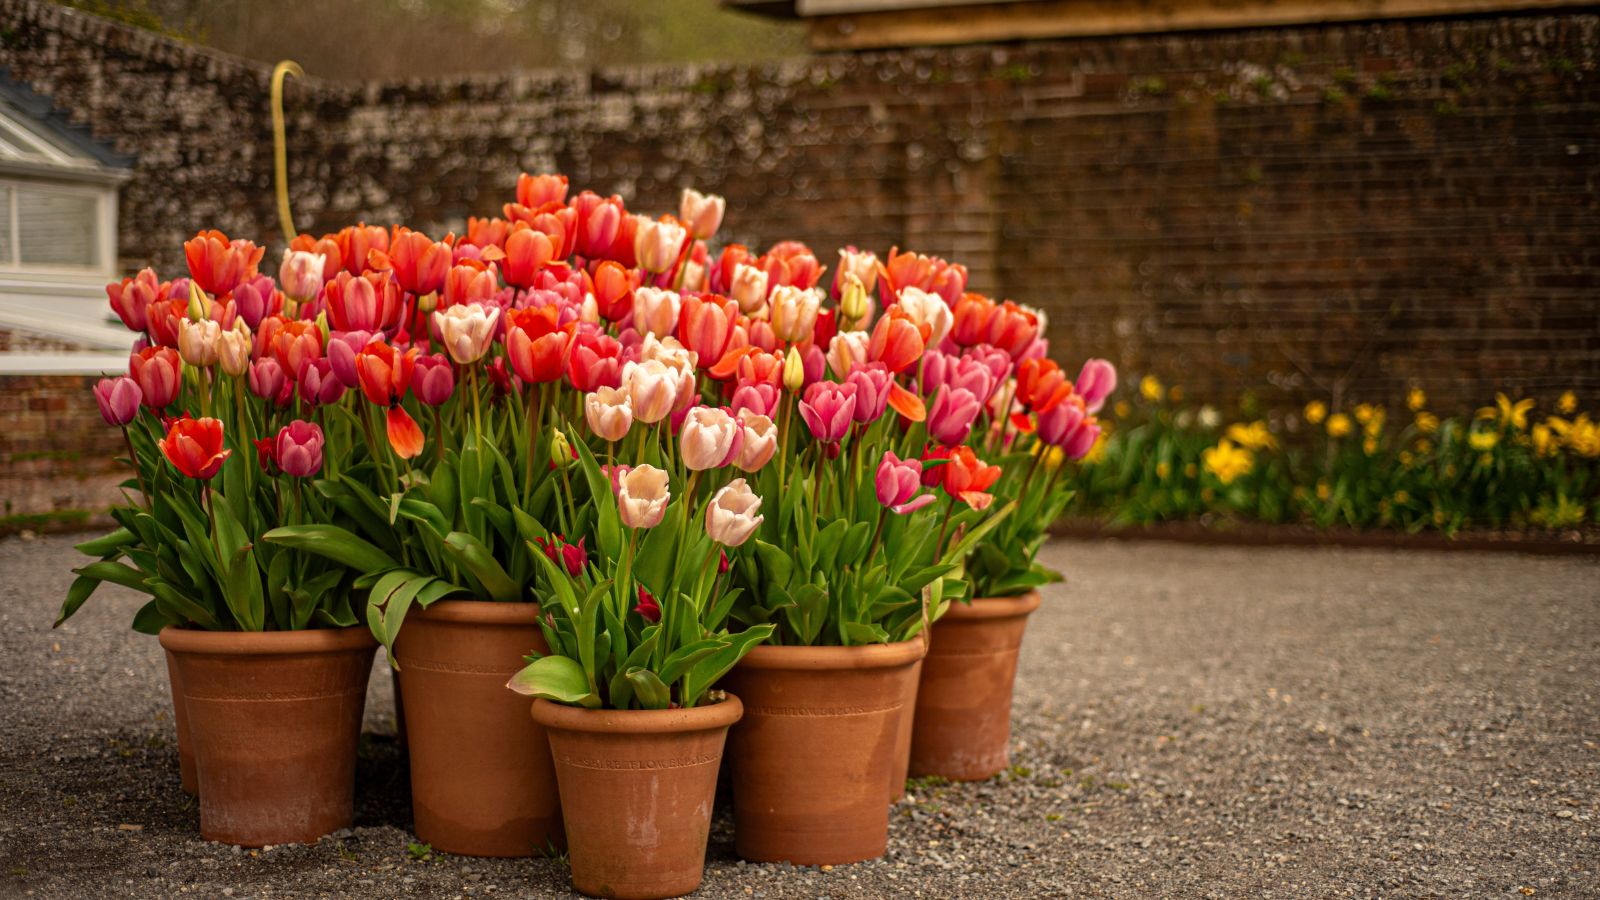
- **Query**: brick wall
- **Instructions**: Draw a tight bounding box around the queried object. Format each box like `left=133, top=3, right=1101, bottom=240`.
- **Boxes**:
left=0, top=366, right=123, bottom=532
left=0, top=0, right=1596, bottom=524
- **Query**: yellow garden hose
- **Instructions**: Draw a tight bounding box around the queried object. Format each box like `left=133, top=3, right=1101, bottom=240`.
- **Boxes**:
left=270, top=60, right=304, bottom=245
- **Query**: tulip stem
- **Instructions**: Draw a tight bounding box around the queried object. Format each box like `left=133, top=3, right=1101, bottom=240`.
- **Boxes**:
left=934, top=496, right=956, bottom=559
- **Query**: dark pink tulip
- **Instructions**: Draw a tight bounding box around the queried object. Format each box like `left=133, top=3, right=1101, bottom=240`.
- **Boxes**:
left=274, top=420, right=325, bottom=478
left=730, top=380, right=779, bottom=419
left=845, top=361, right=892, bottom=424
left=327, top=330, right=377, bottom=388
left=93, top=376, right=141, bottom=426
left=801, top=342, right=825, bottom=388
left=248, top=357, right=289, bottom=405
left=1037, top=397, right=1088, bottom=449
left=1062, top=418, right=1100, bottom=460
left=297, top=358, right=346, bottom=406
left=876, top=450, right=935, bottom=515
left=231, top=274, right=280, bottom=330
left=413, top=353, right=455, bottom=407
left=927, top=385, right=981, bottom=447
left=798, top=381, right=857, bottom=444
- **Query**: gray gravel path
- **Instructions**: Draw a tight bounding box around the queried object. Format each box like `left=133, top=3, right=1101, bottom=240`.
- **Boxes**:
left=1, top=534, right=1596, bottom=898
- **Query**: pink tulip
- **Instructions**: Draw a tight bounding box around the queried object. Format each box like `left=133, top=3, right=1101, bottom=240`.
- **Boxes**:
left=279, top=249, right=327, bottom=303
left=962, top=344, right=1012, bottom=391
left=107, top=269, right=160, bottom=333
left=798, top=381, right=857, bottom=444
left=875, top=451, right=935, bottom=514
left=327, top=330, right=376, bottom=388
left=274, top=420, right=325, bottom=478
left=413, top=353, right=455, bottom=406
left=93, top=377, right=141, bottom=426
left=1075, top=359, right=1117, bottom=414
left=585, top=386, right=634, bottom=442
left=845, top=362, right=892, bottom=424
left=730, top=380, right=779, bottom=419
left=1037, top=396, right=1088, bottom=449
left=248, top=357, right=289, bottom=405
left=1062, top=418, right=1100, bottom=460
left=230, top=274, right=280, bottom=330
left=297, top=358, right=346, bottom=406
left=129, top=346, right=181, bottom=409
left=927, top=385, right=981, bottom=446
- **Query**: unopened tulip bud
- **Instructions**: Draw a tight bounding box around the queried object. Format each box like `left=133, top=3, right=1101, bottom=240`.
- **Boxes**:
left=178, top=318, right=221, bottom=367
left=315, top=310, right=330, bottom=342
left=417, top=291, right=438, bottom=315
left=187, top=282, right=207, bottom=322
left=550, top=429, right=573, bottom=469
left=217, top=321, right=252, bottom=377
left=840, top=273, right=869, bottom=324
left=782, top=346, right=805, bottom=393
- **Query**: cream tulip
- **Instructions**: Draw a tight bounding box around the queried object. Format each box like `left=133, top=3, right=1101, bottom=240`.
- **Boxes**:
left=217, top=321, right=253, bottom=377
left=729, top=262, right=769, bottom=316
left=896, top=286, right=953, bottom=348
left=735, top=409, right=777, bottom=473
left=837, top=248, right=879, bottom=296
left=826, top=330, right=871, bottom=378
left=633, top=287, right=682, bottom=340
left=178, top=318, right=221, bottom=368
left=279, top=249, right=326, bottom=303
left=585, top=386, right=633, bottom=442
left=705, top=478, right=763, bottom=547
left=680, top=406, right=741, bottom=471
left=617, top=464, right=670, bottom=529
left=433, top=302, right=501, bottom=364
left=679, top=188, right=726, bottom=241
left=635, top=217, right=688, bottom=274
left=768, top=285, right=821, bottom=344
left=622, top=359, right=678, bottom=424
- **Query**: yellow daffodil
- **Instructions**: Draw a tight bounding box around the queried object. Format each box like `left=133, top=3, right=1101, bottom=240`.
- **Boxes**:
left=1563, top=415, right=1600, bottom=457
left=1326, top=413, right=1352, bottom=438
left=1407, top=388, right=1426, bottom=411
left=1362, top=436, right=1379, bottom=455
left=1201, top=439, right=1254, bottom=485
left=1354, top=403, right=1377, bottom=425
left=1414, top=411, right=1439, bottom=434
left=1361, top=408, right=1386, bottom=438
left=1315, top=481, right=1331, bottom=501
left=1225, top=420, right=1278, bottom=451
left=1113, top=400, right=1132, bottom=418
left=1415, top=437, right=1434, bottom=453
left=1155, top=461, right=1171, bottom=479
left=1140, top=375, right=1163, bottom=403
left=1303, top=400, right=1327, bottom=425
left=1557, top=391, right=1577, bottom=415
left=1532, top=423, right=1554, bottom=457
left=1399, top=451, right=1414, bottom=465
left=1478, top=392, right=1534, bottom=431
left=1468, top=431, right=1499, bottom=451
left=1394, top=490, right=1409, bottom=504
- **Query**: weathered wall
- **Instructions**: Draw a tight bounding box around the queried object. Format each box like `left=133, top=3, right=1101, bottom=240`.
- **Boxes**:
left=0, top=0, right=1597, bottom=525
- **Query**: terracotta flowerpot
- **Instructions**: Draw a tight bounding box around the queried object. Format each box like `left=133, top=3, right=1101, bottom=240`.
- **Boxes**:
left=724, top=640, right=926, bottom=865
left=887, top=655, right=923, bottom=802
left=163, top=648, right=196, bottom=795
left=533, top=695, right=742, bottom=900
left=393, top=600, right=562, bottom=857
left=159, top=625, right=377, bottom=846
left=909, top=591, right=1041, bottom=781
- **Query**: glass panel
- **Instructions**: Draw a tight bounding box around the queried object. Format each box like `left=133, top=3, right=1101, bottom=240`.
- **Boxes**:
left=0, top=185, right=12, bottom=264
left=17, top=187, right=97, bottom=268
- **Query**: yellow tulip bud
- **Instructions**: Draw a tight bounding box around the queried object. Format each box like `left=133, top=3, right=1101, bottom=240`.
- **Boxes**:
left=550, top=428, right=573, bottom=468
left=782, top=345, right=805, bottom=393
left=187, top=281, right=207, bottom=322
left=840, top=273, right=869, bottom=324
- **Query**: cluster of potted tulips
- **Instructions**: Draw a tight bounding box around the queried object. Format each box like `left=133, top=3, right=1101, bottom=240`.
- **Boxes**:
left=63, top=173, right=1113, bottom=899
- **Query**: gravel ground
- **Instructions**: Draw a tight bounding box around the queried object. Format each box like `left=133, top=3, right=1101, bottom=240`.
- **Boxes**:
left=1, top=534, right=1596, bottom=899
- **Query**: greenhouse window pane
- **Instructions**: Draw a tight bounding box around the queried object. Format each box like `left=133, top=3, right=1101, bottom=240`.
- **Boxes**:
left=0, top=185, right=12, bottom=264
left=17, top=188, right=97, bottom=268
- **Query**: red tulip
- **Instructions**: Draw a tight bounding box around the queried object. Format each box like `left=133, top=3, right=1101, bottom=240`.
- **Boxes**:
left=572, top=191, right=624, bottom=260
left=505, top=306, right=569, bottom=384
left=761, top=241, right=821, bottom=291
left=986, top=301, right=1040, bottom=360
left=1016, top=358, right=1067, bottom=411
left=940, top=445, right=1001, bottom=510
left=633, top=585, right=660, bottom=623
left=386, top=227, right=452, bottom=297
left=145, top=298, right=188, bottom=349
left=183, top=229, right=263, bottom=297
left=128, top=346, right=181, bottom=409
left=159, top=415, right=231, bottom=480
left=564, top=328, right=623, bottom=392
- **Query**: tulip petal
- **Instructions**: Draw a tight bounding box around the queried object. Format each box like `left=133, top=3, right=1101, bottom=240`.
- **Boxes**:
left=709, top=346, right=754, bottom=381
left=386, top=406, right=426, bottom=459
left=892, top=494, right=937, bottom=515
left=887, top=382, right=926, bottom=422
left=958, top=490, right=994, bottom=511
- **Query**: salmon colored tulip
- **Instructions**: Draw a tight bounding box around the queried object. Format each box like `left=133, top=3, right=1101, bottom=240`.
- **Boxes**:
left=735, top=409, right=777, bottom=473
left=570, top=191, right=624, bottom=260
left=1017, top=358, right=1067, bottom=411
left=325, top=270, right=404, bottom=334
left=444, top=259, right=501, bottom=308
left=517, top=172, right=569, bottom=209
left=681, top=406, right=743, bottom=471
left=868, top=308, right=927, bottom=375
left=265, top=318, right=324, bottom=378
left=678, top=294, right=738, bottom=369
left=93, top=376, right=141, bottom=426
left=503, top=225, right=555, bottom=289
left=183, top=230, right=263, bottom=297
left=129, top=346, right=181, bottom=409
left=633, top=287, right=681, bottom=339
left=388, top=227, right=452, bottom=297
left=336, top=223, right=389, bottom=276
left=505, top=306, right=569, bottom=384
left=159, top=415, right=231, bottom=480
left=986, top=300, right=1040, bottom=360
left=929, top=261, right=968, bottom=306
left=106, top=269, right=160, bottom=332
left=565, top=328, right=624, bottom=392
left=592, top=260, right=635, bottom=322
left=465, top=216, right=510, bottom=252
left=385, top=405, right=426, bottom=459
left=950, top=293, right=996, bottom=347
left=762, top=241, right=821, bottom=291
left=708, top=244, right=753, bottom=295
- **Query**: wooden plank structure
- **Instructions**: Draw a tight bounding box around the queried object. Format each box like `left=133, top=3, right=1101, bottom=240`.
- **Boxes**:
left=724, top=0, right=1600, bottom=49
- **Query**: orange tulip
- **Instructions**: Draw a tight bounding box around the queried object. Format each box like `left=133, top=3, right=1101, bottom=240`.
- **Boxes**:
left=266, top=318, right=324, bottom=378
left=950, top=292, right=996, bottom=347
left=387, top=227, right=452, bottom=297
left=516, top=172, right=569, bottom=210
left=355, top=340, right=417, bottom=406
left=986, top=300, right=1040, bottom=360
left=503, top=224, right=555, bottom=289
left=337, top=223, right=389, bottom=276
left=868, top=308, right=927, bottom=375
left=505, top=306, right=569, bottom=384
left=591, top=260, right=635, bottom=322
left=940, top=445, right=1001, bottom=510
left=1016, top=358, right=1068, bottom=411
left=159, top=415, right=232, bottom=480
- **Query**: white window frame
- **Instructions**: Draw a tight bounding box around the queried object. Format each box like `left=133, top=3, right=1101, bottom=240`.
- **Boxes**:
left=0, top=176, right=119, bottom=280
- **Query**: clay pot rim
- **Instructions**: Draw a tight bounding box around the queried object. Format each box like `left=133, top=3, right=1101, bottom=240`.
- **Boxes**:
left=940, top=590, right=1041, bottom=623
left=409, top=598, right=541, bottom=625
left=738, top=638, right=926, bottom=671
left=158, top=624, right=376, bottom=656
left=531, top=694, right=743, bottom=734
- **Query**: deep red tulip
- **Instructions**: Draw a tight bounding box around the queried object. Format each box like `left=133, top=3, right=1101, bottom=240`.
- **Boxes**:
left=159, top=416, right=231, bottom=480
left=633, top=586, right=660, bottom=623
left=572, top=191, right=624, bottom=260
